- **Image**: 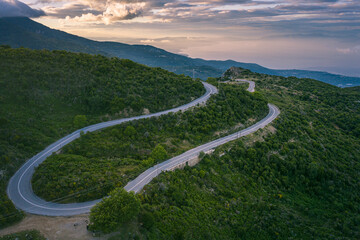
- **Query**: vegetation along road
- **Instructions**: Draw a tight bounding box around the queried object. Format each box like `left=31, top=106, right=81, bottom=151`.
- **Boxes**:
left=7, top=80, right=279, bottom=216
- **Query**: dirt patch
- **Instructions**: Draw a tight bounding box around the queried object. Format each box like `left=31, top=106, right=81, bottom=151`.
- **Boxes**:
left=267, top=125, right=276, bottom=134
left=214, top=122, right=245, bottom=136
left=247, top=118, right=256, bottom=123
left=266, top=150, right=282, bottom=160
left=0, top=214, right=110, bottom=240
left=142, top=108, right=150, bottom=115
left=279, top=86, right=289, bottom=91
left=242, top=125, right=277, bottom=147
left=226, top=81, right=246, bottom=86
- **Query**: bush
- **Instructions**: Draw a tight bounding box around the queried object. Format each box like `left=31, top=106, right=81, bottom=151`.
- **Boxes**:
left=150, top=144, right=168, bottom=162
left=0, top=230, right=45, bottom=240
left=139, top=211, right=155, bottom=230
left=89, top=188, right=140, bottom=233
left=73, top=115, right=87, bottom=128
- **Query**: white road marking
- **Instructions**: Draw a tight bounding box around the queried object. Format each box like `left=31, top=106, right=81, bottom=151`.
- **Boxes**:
left=7, top=80, right=280, bottom=216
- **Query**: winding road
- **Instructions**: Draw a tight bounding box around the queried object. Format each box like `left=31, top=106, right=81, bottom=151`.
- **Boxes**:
left=7, top=80, right=280, bottom=216
left=236, top=79, right=255, bottom=92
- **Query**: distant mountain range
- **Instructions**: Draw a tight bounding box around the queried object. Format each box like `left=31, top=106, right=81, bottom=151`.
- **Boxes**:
left=1, top=17, right=359, bottom=87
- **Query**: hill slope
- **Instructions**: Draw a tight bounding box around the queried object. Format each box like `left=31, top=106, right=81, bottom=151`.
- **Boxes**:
left=30, top=83, right=268, bottom=203
left=1, top=17, right=359, bottom=87
left=100, top=69, right=360, bottom=239
left=0, top=47, right=204, bottom=228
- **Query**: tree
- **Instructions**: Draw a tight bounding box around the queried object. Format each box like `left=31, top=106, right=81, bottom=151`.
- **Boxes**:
left=150, top=144, right=168, bottom=162
left=89, top=188, right=140, bottom=233
left=0, top=45, right=11, bottom=49
left=139, top=211, right=155, bottom=230
left=73, top=115, right=87, bottom=128
left=124, top=125, right=136, bottom=138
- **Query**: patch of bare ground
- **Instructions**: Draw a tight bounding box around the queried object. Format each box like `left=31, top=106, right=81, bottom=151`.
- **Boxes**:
left=142, top=108, right=150, bottom=115
left=246, top=118, right=256, bottom=124
left=216, top=125, right=276, bottom=157
left=242, top=125, right=277, bottom=147
left=0, top=214, right=114, bottom=240
left=226, top=81, right=246, bottom=86
left=214, top=123, right=245, bottom=136
left=266, top=150, right=282, bottom=160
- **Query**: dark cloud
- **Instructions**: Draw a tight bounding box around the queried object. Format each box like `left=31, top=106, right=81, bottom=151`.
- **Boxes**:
left=44, top=3, right=102, bottom=18
left=34, top=0, right=360, bottom=40
left=0, top=0, right=45, bottom=18
left=144, top=0, right=360, bottom=40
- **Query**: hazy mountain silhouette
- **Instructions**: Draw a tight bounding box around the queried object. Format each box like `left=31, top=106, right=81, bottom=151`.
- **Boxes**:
left=1, top=17, right=359, bottom=87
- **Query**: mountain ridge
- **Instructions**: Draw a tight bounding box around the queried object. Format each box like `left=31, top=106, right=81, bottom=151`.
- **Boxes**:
left=1, top=17, right=359, bottom=87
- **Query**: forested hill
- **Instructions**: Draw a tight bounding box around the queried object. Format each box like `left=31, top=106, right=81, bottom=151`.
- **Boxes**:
left=0, top=46, right=204, bottom=228
left=101, top=68, right=360, bottom=239
left=1, top=17, right=359, bottom=87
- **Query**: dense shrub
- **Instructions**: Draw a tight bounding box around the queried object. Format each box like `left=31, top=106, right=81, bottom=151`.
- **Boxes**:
left=32, top=84, right=268, bottom=202
left=109, top=71, right=359, bottom=239
left=89, top=188, right=140, bottom=233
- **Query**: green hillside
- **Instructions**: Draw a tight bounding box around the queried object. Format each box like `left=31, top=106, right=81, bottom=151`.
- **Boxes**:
left=0, top=47, right=204, bottom=228
left=98, top=70, right=360, bottom=239
left=31, top=83, right=268, bottom=203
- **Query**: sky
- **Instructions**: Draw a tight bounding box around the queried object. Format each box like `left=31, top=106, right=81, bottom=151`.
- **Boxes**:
left=1, top=0, right=360, bottom=76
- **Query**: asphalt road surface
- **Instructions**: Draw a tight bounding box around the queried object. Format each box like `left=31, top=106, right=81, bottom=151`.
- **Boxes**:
left=236, top=79, right=256, bottom=92
left=7, top=80, right=279, bottom=216
left=124, top=102, right=280, bottom=193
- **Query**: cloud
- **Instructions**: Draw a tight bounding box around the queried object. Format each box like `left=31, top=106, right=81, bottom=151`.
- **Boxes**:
left=33, top=0, right=360, bottom=41
left=43, top=2, right=102, bottom=18
left=32, top=0, right=359, bottom=71
left=0, top=0, right=45, bottom=18
left=101, top=2, right=145, bottom=22
left=45, top=0, right=146, bottom=24
left=337, top=46, right=360, bottom=54
left=40, top=0, right=253, bottom=24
